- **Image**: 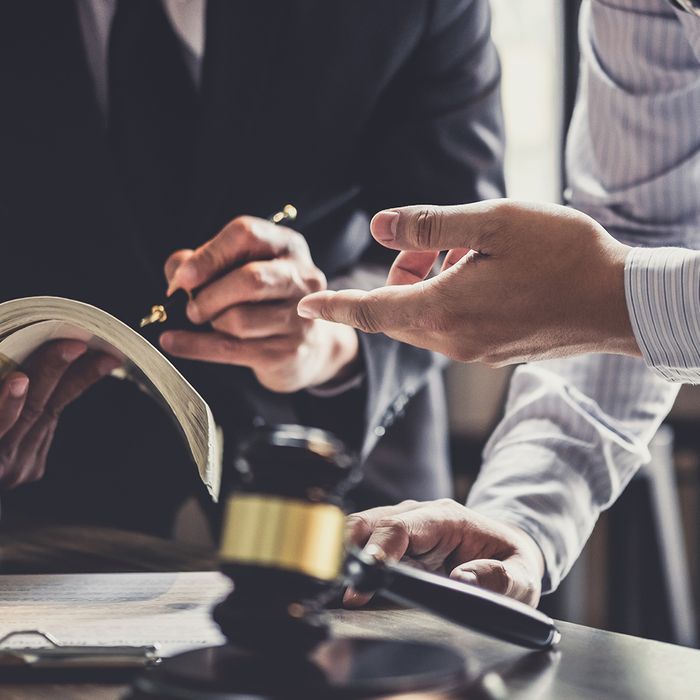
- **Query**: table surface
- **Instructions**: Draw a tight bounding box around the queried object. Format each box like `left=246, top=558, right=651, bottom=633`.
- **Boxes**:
left=1, top=526, right=699, bottom=700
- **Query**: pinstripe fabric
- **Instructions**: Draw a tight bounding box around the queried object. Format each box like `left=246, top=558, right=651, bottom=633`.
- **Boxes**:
left=469, top=0, right=700, bottom=591
left=626, top=247, right=700, bottom=381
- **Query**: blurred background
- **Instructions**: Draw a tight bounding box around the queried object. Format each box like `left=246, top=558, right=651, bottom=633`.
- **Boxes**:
left=447, top=0, right=700, bottom=647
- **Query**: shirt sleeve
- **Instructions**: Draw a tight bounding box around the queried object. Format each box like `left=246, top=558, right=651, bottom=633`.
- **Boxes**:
left=468, top=0, right=699, bottom=592
left=625, top=246, right=700, bottom=383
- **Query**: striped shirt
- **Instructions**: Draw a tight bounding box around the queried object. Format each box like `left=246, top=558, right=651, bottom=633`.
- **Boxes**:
left=468, top=0, right=700, bottom=591
left=627, top=247, right=700, bottom=382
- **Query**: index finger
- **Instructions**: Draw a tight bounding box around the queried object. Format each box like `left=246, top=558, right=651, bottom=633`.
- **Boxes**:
left=346, top=500, right=425, bottom=548
left=370, top=200, right=506, bottom=254
left=170, top=216, right=297, bottom=291
left=386, top=250, right=439, bottom=286
left=297, top=285, right=422, bottom=335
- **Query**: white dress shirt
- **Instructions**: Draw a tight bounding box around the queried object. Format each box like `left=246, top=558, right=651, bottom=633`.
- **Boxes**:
left=626, top=246, right=700, bottom=382
left=469, top=0, right=700, bottom=591
left=76, top=0, right=205, bottom=113
left=76, top=0, right=365, bottom=399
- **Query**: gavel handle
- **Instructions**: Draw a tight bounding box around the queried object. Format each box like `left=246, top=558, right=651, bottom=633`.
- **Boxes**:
left=376, top=560, right=560, bottom=650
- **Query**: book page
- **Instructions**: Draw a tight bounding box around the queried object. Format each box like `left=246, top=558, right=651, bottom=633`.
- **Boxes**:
left=0, top=572, right=230, bottom=657
left=0, top=298, right=221, bottom=500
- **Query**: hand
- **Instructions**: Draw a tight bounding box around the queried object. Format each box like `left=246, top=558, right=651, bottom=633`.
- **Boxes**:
left=345, top=499, right=544, bottom=608
left=0, top=340, right=121, bottom=489
left=298, top=200, right=638, bottom=366
left=160, top=216, right=359, bottom=393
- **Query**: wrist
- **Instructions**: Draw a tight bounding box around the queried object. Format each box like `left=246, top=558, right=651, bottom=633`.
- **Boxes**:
left=588, top=239, right=640, bottom=356
left=309, top=321, right=360, bottom=389
left=505, top=521, right=545, bottom=583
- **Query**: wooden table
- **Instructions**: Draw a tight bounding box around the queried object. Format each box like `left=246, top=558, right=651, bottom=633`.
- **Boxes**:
left=1, top=526, right=699, bottom=699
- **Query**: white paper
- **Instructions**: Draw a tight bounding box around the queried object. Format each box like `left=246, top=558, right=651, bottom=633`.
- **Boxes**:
left=0, top=571, right=231, bottom=657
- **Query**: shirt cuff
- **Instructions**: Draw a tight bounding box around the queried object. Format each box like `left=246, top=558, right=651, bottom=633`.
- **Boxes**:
left=306, top=371, right=365, bottom=398
left=625, top=246, right=700, bottom=383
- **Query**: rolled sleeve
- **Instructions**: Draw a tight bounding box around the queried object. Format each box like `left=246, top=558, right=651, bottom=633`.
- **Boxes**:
left=468, top=0, right=700, bottom=592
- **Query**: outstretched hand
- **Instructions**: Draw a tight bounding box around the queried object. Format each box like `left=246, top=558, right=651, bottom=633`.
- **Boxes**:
left=299, top=200, right=638, bottom=366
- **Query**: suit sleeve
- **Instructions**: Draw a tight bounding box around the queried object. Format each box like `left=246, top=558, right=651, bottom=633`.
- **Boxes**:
left=348, top=0, right=506, bottom=459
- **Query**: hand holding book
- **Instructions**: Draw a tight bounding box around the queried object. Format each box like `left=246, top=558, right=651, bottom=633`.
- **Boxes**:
left=0, top=297, right=222, bottom=501
left=0, top=340, right=120, bottom=490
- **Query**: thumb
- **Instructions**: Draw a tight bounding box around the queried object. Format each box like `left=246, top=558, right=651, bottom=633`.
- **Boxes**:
left=297, top=286, right=420, bottom=334
left=164, top=249, right=195, bottom=294
left=449, top=558, right=540, bottom=607
left=371, top=201, right=505, bottom=254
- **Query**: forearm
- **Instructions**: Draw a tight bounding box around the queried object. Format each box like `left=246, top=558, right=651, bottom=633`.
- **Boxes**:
left=468, top=356, right=679, bottom=592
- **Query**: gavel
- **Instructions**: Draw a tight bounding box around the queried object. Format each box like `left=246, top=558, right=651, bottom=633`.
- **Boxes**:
left=128, top=425, right=559, bottom=699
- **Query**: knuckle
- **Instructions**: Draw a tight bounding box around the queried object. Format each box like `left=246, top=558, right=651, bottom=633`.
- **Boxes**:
left=435, top=497, right=456, bottom=511
left=305, top=269, right=327, bottom=293
left=197, top=247, right=221, bottom=277
left=349, top=296, right=379, bottom=333
left=224, top=216, right=255, bottom=243
left=290, top=230, right=308, bottom=250
left=218, top=335, right=241, bottom=358
left=376, top=516, right=408, bottom=538
left=346, top=513, right=371, bottom=539
left=245, top=263, right=267, bottom=290
left=489, top=561, right=512, bottom=595
left=479, top=200, right=512, bottom=245
left=217, top=309, right=245, bottom=337
left=413, top=207, right=441, bottom=249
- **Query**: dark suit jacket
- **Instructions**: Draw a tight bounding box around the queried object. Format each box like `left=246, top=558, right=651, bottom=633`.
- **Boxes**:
left=0, top=0, right=505, bottom=535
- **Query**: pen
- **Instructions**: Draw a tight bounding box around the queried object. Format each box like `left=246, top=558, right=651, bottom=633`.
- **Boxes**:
left=139, top=204, right=298, bottom=329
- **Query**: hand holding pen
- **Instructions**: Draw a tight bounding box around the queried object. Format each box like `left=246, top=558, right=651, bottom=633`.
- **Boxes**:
left=144, top=206, right=360, bottom=393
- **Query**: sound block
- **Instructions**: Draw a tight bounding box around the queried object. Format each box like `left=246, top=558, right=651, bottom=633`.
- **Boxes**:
left=126, top=638, right=467, bottom=699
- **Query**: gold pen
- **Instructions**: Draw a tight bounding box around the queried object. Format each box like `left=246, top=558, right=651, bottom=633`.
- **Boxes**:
left=139, top=204, right=297, bottom=329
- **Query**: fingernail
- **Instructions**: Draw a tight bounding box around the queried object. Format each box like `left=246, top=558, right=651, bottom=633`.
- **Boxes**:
left=372, top=211, right=399, bottom=243
left=176, top=262, right=197, bottom=288
left=159, top=332, right=173, bottom=351
left=9, top=376, right=28, bottom=398
left=62, top=344, right=87, bottom=362
left=297, top=299, right=320, bottom=319
left=342, top=588, right=359, bottom=606
left=98, top=356, right=121, bottom=375
left=187, top=302, right=201, bottom=323
left=454, top=570, right=478, bottom=586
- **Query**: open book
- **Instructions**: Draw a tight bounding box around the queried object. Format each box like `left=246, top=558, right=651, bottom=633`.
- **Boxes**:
left=0, top=297, right=221, bottom=501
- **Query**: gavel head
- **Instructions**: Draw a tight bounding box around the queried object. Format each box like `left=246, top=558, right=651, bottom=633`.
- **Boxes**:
left=213, top=425, right=359, bottom=655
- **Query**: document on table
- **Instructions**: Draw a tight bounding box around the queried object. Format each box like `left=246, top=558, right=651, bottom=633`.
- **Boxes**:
left=0, top=571, right=231, bottom=657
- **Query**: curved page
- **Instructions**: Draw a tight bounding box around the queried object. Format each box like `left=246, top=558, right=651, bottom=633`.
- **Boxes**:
left=0, top=297, right=220, bottom=501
